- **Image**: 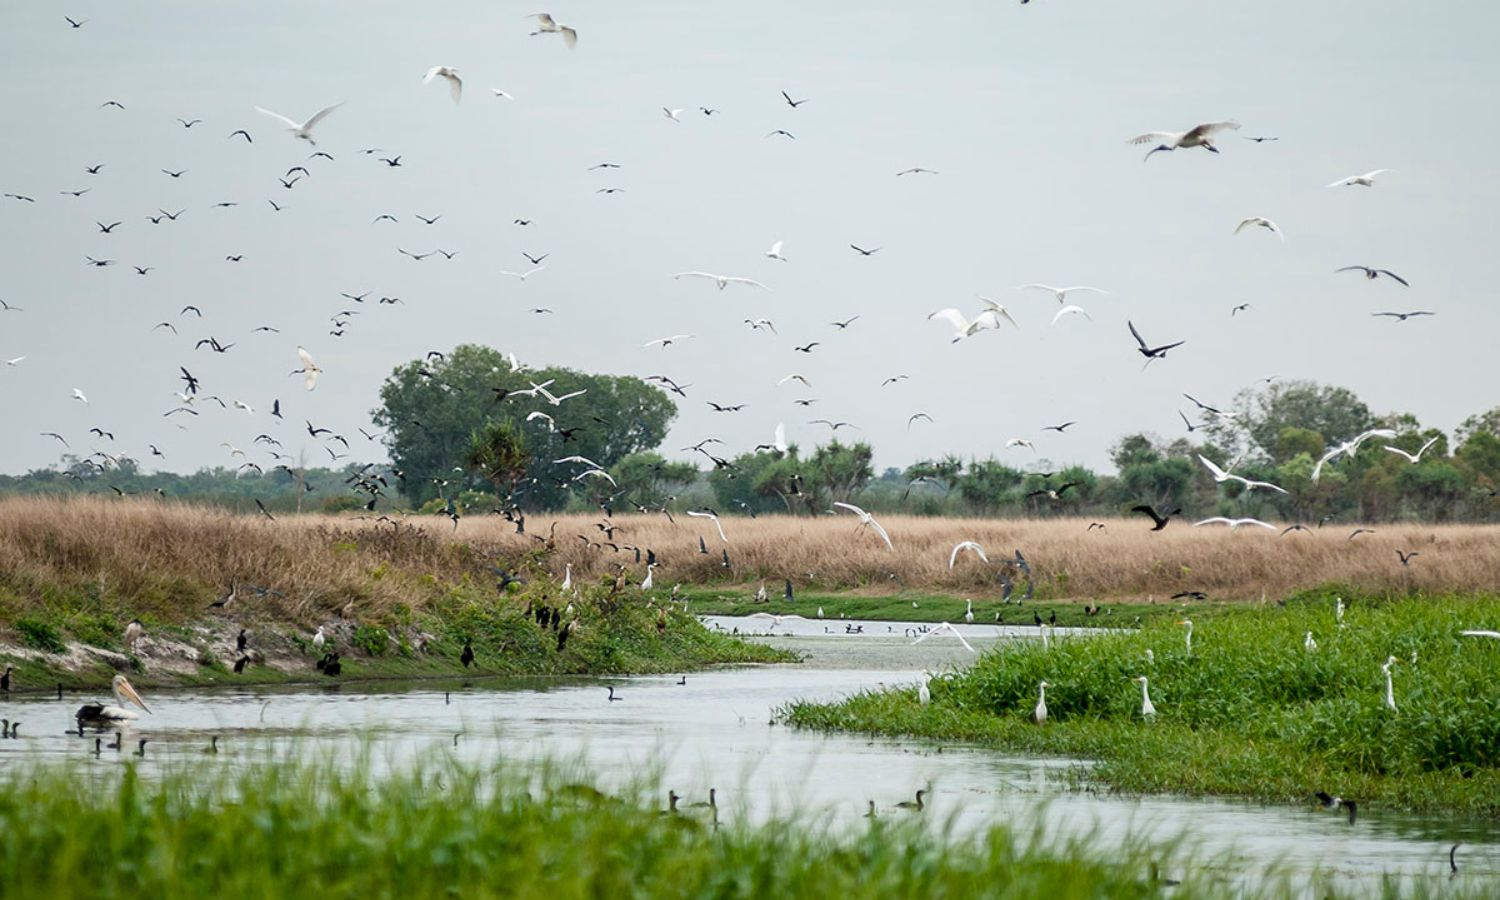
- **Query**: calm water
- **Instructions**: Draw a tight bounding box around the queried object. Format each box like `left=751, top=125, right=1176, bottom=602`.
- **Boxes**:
left=1, top=617, right=1494, bottom=894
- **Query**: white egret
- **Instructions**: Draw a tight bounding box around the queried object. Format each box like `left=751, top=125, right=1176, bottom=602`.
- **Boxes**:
left=1336, top=597, right=1345, bottom=625
left=572, top=469, right=616, bottom=487
left=1130, top=120, right=1240, bottom=160
left=312, top=626, right=326, bottom=651
left=75, top=675, right=150, bottom=725
left=527, top=13, right=578, bottom=48
left=500, top=266, right=546, bottom=281
left=1051, top=305, right=1092, bottom=325
left=1312, top=429, right=1397, bottom=481
left=832, top=501, right=893, bottom=550
left=1196, top=455, right=1288, bottom=494
left=764, top=240, right=787, bottom=261
left=643, top=334, right=693, bottom=349
left=748, top=612, right=804, bottom=631
left=423, top=66, right=462, bottom=103
left=254, top=102, right=344, bottom=144
left=1384, top=436, right=1440, bottom=464
left=778, top=373, right=810, bottom=387
left=1234, top=217, right=1284, bottom=241
left=123, top=620, right=144, bottom=652
left=686, top=509, right=728, bottom=543
left=4, top=356, right=23, bottom=367
left=964, top=599, right=975, bottom=624
left=976, top=297, right=1021, bottom=329
left=1019, top=284, right=1108, bottom=303
left=1006, top=438, right=1035, bottom=451
left=1328, top=169, right=1394, bottom=188
left=671, top=272, right=769, bottom=291
left=918, top=676, right=931, bottom=706
left=640, top=563, right=655, bottom=591
left=293, top=347, right=321, bottom=390
left=911, top=623, right=975, bottom=653
left=927, top=307, right=1003, bottom=343
left=1305, top=631, right=1318, bottom=653
left=1034, top=681, right=1050, bottom=724
left=1194, top=517, right=1277, bottom=531
left=561, top=564, right=573, bottom=593
left=1134, top=676, right=1156, bottom=721
left=1382, top=656, right=1397, bottom=711
left=948, top=540, right=989, bottom=569
left=662, top=107, right=683, bottom=122
left=72, top=388, right=88, bottom=403
left=1179, top=619, right=1193, bottom=655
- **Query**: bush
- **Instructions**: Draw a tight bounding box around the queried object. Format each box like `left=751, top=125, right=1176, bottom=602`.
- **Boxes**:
left=14, top=617, right=65, bottom=653
left=352, top=625, right=390, bottom=657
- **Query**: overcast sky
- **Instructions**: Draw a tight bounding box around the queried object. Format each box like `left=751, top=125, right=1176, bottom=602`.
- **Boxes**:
left=1, top=1, right=1496, bottom=479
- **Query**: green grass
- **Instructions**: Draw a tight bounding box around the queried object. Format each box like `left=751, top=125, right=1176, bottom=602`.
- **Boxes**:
left=783, top=590, right=1500, bottom=818
left=1, top=754, right=1461, bottom=899
left=681, top=586, right=1187, bottom=628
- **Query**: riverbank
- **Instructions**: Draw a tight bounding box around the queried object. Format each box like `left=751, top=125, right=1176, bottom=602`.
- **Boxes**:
left=2, top=756, right=1458, bottom=900
left=0, top=497, right=788, bottom=692
left=782, top=591, right=1500, bottom=818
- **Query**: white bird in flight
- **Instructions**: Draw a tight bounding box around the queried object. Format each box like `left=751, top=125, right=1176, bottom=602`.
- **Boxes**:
left=1384, top=436, right=1440, bottom=464
left=643, top=334, right=693, bottom=349
left=767, top=422, right=788, bottom=454
left=1051, top=305, right=1092, bottom=326
left=686, top=509, right=729, bottom=543
left=1130, top=120, right=1240, bottom=161
left=662, top=107, right=683, bottom=122
left=764, top=240, right=787, bottom=262
left=423, top=66, right=462, bottom=103
left=1312, top=428, right=1398, bottom=481
left=292, top=347, right=322, bottom=390
left=4, top=356, right=23, bottom=367
left=977, top=297, right=1021, bottom=329
left=672, top=272, right=769, bottom=291
left=72, top=388, right=88, bottom=403
left=491, top=89, right=514, bottom=100
left=1194, top=517, right=1277, bottom=531
left=928, top=307, right=1003, bottom=343
left=832, top=501, right=893, bottom=551
left=1018, top=284, right=1108, bottom=304
left=527, top=13, right=578, bottom=49
left=911, top=622, right=976, bottom=654
left=1006, top=437, right=1035, bottom=451
left=500, top=266, right=546, bottom=281
left=948, top=540, right=989, bottom=569
left=1328, top=169, right=1395, bottom=188
left=254, top=101, right=344, bottom=145
left=778, top=373, right=811, bottom=387
left=1197, top=454, right=1288, bottom=494
left=1234, top=217, right=1284, bottom=241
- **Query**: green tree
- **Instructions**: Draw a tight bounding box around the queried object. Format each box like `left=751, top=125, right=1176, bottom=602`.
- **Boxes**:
left=1209, top=380, right=1373, bottom=464
left=1456, top=407, right=1500, bottom=444
left=465, top=421, right=530, bottom=501
left=371, top=345, right=676, bottom=507
left=609, top=452, right=698, bottom=505
left=806, top=441, right=874, bottom=504
left=956, top=459, right=1025, bottom=512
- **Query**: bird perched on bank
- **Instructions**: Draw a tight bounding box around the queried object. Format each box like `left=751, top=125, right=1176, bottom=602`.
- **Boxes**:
left=460, top=639, right=475, bottom=668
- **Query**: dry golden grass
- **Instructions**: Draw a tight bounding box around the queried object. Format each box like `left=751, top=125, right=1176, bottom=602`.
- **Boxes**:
left=0, top=497, right=1496, bottom=622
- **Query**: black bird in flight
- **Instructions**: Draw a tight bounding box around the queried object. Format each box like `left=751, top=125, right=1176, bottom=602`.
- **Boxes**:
left=229, top=130, right=252, bottom=142
left=177, top=118, right=202, bottom=128
left=1337, top=265, right=1408, bottom=286
left=1041, top=422, right=1076, bottom=433
left=1372, top=311, right=1434, bottom=322
left=849, top=244, right=880, bottom=256
left=1131, top=504, right=1181, bottom=531
left=781, top=91, right=809, bottom=108
left=1128, top=320, right=1185, bottom=364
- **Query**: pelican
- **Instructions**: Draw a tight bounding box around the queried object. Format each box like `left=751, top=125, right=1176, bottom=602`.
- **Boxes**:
left=832, top=501, right=893, bottom=550
left=671, top=272, right=769, bottom=291
left=254, top=101, right=344, bottom=145
left=527, top=13, right=578, bottom=49
left=1234, top=217, right=1284, bottom=241
left=1197, top=454, right=1288, bottom=494
left=1034, top=681, right=1050, bottom=724
left=1018, top=284, right=1108, bottom=304
left=75, top=675, right=150, bottom=725
left=1328, top=169, right=1394, bottom=188
left=1130, top=120, right=1240, bottom=160
left=1134, top=676, right=1156, bottom=721
left=423, top=66, right=463, bottom=103
left=1194, top=516, right=1277, bottom=531
left=948, top=540, right=989, bottom=569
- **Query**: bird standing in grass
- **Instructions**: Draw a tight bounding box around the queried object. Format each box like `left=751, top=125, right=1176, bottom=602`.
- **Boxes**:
left=1133, top=676, right=1156, bottom=721
left=1034, top=681, right=1050, bottom=724
left=1382, top=656, right=1397, bottom=711
left=460, top=639, right=475, bottom=668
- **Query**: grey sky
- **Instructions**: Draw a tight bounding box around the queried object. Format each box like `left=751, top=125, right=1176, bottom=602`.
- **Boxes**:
left=1, top=1, right=1496, bottom=479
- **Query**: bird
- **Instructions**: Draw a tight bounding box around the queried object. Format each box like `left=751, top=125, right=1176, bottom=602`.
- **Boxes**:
left=1396, top=550, right=1419, bottom=567
left=832, top=502, right=893, bottom=551
left=123, top=620, right=144, bottom=652
left=1349, top=528, right=1376, bottom=541
left=781, top=91, right=809, bottom=108
left=1304, top=632, right=1318, bottom=653
left=1195, top=516, right=1277, bottom=531
left=910, top=623, right=976, bottom=653
left=1312, top=428, right=1399, bottom=481
left=255, top=102, right=344, bottom=144
left=1385, top=436, right=1440, bottom=463
left=948, top=541, right=989, bottom=569
left=72, top=388, right=89, bottom=403
left=1128, top=321, right=1185, bottom=363
left=0, top=667, right=10, bottom=692
left=1196, top=455, right=1288, bottom=494
left=1328, top=169, right=1395, bottom=188
left=312, top=626, right=326, bottom=652
left=849, top=244, right=880, bottom=256
left=894, top=790, right=926, bottom=811
left=292, top=347, right=322, bottom=390
left=1018, top=284, right=1107, bottom=304
left=1134, top=676, right=1156, bottom=721
left=830, top=315, right=860, bottom=329
left=671, top=272, right=769, bottom=291
left=1234, top=217, right=1284, bottom=241
left=1372, top=311, right=1435, bottom=321
left=662, top=107, right=684, bottom=122
left=207, top=583, right=237, bottom=610
left=322, top=653, right=342, bottom=676
left=1131, top=505, right=1181, bottom=531
left=1179, top=620, right=1194, bottom=655
left=1231, top=303, right=1252, bottom=317
left=423, top=66, right=462, bottom=103
left=764, top=130, right=796, bottom=140
left=460, top=639, right=475, bottom=668
left=65, top=16, right=87, bottom=28
left=896, top=167, right=939, bottom=176
left=527, top=13, right=578, bottom=49
left=928, top=306, right=1006, bottom=343
left=687, top=509, right=729, bottom=543
left=1131, top=120, right=1240, bottom=160
left=606, top=686, right=623, bottom=702
left=1034, top=681, right=1050, bottom=724
left=764, top=240, right=787, bottom=262
left=1337, top=266, right=1408, bottom=286
left=75, top=675, right=151, bottom=725
left=793, top=342, right=821, bottom=354
left=1314, top=791, right=1358, bottom=825
left=1051, top=305, right=1091, bottom=325
left=644, top=334, right=694, bottom=349
left=1382, top=656, right=1398, bottom=711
